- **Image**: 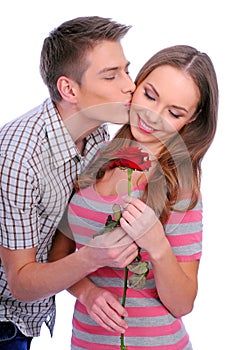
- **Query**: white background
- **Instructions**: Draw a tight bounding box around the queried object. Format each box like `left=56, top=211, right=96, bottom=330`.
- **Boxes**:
left=0, top=1, right=232, bottom=349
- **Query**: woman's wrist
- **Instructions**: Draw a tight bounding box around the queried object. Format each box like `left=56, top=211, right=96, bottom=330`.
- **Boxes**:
left=148, top=236, right=171, bottom=263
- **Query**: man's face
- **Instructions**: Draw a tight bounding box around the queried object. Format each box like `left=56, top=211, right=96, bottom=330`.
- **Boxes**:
left=76, top=40, right=135, bottom=125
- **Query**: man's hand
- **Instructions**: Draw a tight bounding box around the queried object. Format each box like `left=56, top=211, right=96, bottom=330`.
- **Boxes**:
left=86, top=226, right=139, bottom=269
left=78, top=283, right=129, bottom=333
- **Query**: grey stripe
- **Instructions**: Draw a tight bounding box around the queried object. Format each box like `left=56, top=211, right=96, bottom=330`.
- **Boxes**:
left=71, top=193, right=117, bottom=213
left=69, top=213, right=104, bottom=231
left=72, top=327, right=191, bottom=347
left=90, top=275, right=156, bottom=290
left=173, top=198, right=202, bottom=211
left=71, top=188, right=143, bottom=213
left=74, top=307, right=176, bottom=327
left=172, top=242, right=202, bottom=256
left=165, top=221, right=202, bottom=235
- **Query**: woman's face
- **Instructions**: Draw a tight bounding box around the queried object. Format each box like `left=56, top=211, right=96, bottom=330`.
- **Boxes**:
left=130, top=65, right=200, bottom=153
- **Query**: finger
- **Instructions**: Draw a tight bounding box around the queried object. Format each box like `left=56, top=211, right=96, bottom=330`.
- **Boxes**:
left=88, top=229, right=131, bottom=249
left=97, top=313, right=128, bottom=333
left=120, top=217, right=134, bottom=235
left=116, top=232, right=134, bottom=245
left=101, top=305, right=128, bottom=330
left=121, top=210, right=135, bottom=225
left=92, top=305, right=128, bottom=333
left=91, top=312, right=118, bottom=333
left=117, top=243, right=139, bottom=266
left=123, top=196, right=146, bottom=211
left=108, top=297, right=128, bottom=318
left=103, top=227, right=132, bottom=244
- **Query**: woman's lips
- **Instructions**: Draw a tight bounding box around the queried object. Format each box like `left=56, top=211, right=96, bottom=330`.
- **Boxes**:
left=138, top=115, right=155, bottom=134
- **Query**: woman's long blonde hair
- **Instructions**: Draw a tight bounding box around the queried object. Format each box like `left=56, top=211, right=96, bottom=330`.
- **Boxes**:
left=75, top=45, right=218, bottom=224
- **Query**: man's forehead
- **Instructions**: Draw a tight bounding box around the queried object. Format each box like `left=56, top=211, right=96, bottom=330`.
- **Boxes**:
left=86, top=40, right=129, bottom=73
left=97, top=61, right=130, bottom=75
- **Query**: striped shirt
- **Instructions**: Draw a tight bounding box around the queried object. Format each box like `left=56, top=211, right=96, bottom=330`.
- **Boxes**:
left=68, top=183, right=202, bottom=349
left=0, top=98, right=109, bottom=337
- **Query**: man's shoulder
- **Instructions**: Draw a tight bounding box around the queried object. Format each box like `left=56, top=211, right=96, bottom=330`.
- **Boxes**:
left=2, top=98, right=59, bottom=138
left=0, top=98, right=56, bottom=160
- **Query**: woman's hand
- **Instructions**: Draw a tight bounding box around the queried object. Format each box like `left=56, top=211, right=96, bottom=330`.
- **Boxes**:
left=120, top=197, right=165, bottom=255
left=120, top=197, right=200, bottom=318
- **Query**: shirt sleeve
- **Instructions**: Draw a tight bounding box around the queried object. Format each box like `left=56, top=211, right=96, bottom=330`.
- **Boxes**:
left=164, top=198, right=203, bottom=262
left=57, top=204, right=74, bottom=240
left=0, top=155, right=40, bottom=249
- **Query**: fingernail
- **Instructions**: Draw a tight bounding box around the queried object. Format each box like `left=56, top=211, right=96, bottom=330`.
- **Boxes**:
left=122, top=195, right=131, bottom=202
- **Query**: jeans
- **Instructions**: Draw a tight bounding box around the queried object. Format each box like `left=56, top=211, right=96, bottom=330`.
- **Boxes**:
left=0, top=322, right=32, bottom=350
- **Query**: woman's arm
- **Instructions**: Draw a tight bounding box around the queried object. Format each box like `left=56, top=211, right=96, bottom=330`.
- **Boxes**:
left=120, top=197, right=199, bottom=318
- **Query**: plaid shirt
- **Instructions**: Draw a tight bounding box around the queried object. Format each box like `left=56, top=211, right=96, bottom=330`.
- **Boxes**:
left=0, top=98, right=109, bottom=337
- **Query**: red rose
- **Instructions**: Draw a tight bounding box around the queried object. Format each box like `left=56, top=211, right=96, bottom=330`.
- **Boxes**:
left=108, top=146, right=151, bottom=171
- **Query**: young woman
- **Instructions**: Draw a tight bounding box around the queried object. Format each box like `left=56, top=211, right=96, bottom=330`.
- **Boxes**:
left=50, top=45, right=218, bottom=349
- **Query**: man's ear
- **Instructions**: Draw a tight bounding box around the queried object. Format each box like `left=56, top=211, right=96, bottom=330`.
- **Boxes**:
left=57, top=76, right=79, bottom=103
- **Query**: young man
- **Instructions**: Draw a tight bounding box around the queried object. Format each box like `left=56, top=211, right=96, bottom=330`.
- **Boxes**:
left=0, top=16, right=137, bottom=349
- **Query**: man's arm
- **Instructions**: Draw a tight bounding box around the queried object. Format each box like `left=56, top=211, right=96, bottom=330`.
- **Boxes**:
left=0, top=228, right=138, bottom=302
left=48, top=230, right=129, bottom=333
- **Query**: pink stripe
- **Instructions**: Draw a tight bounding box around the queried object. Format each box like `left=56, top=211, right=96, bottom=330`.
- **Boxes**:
left=72, top=336, right=189, bottom=350
left=126, top=306, right=169, bottom=318
left=69, top=204, right=107, bottom=224
left=176, top=252, right=202, bottom=262
left=69, top=223, right=95, bottom=237
left=167, top=209, right=202, bottom=224
left=75, top=301, right=168, bottom=319
left=73, top=317, right=117, bottom=336
left=167, top=231, right=202, bottom=246
left=72, top=322, right=190, bottom=349
left=72, top=336, right=120, bottom=350
left=89, top=267, right=124, bottom=278
left=89, top=266, right=154, bottom=279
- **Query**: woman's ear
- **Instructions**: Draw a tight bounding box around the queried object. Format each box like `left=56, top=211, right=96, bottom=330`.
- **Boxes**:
left=57, top=76, right=79, bottom=103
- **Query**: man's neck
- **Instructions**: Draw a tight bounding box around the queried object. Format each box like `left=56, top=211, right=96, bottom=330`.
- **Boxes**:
left=56, top=101, right=100, bottom=147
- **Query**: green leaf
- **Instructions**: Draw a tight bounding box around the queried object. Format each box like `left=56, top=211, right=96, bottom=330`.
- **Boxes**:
left=93, top=218, right=119, bottom=238
left=105, top=214, right=114, bottom=225
left=93, top=226, right=111, bottom=237
left=112, top=204, right=122, bottom=222
left=129, top=273, right=147, bottom=290
left=127, top=261, right=149, bottom=274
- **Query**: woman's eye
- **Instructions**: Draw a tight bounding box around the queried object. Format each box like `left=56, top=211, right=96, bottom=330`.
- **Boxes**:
left=169, top=110, right=181, bottom=118
left=144, top=89, right=155, bottom=101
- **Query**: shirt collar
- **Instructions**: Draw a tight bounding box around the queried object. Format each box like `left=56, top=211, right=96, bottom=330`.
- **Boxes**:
left=42, top=99, right=109, bottom=169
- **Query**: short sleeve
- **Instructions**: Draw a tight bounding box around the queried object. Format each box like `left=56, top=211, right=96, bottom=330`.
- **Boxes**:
left=0, top=155, right=40, bottom=249
left=164, top=199, right=202, bottom=262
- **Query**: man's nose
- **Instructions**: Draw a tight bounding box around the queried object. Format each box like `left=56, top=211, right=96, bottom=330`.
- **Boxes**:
left=122, top=74, right=136, bottom=94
